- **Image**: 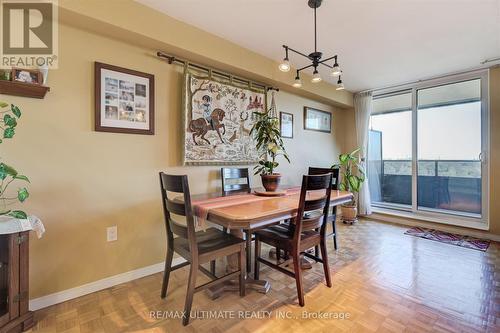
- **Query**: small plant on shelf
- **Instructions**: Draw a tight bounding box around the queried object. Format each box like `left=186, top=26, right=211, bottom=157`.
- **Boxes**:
left=0, top=101, right=30, bottom=220
left=251, top=109, right=290, bottom=192
left=333, top=147, right=365, bottom=223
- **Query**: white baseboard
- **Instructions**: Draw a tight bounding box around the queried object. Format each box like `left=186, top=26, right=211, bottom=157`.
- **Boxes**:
left=29, top=257, right=185, bottom=311
left=368, top=213, right=500, bottom=242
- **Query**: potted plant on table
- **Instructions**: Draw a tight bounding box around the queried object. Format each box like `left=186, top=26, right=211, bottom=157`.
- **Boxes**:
left=251, top=109, right=290, bottom=192
left=334, top=148, right=365, bottom=223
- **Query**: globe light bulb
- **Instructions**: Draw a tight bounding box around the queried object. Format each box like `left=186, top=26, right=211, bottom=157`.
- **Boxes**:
left=311, top=70, right=322, bottom=83
left=279, top=58, right=291, bottom=72
left=292, top=76, right=302, bottom=88
left=331, top=63, right=341, bottom=76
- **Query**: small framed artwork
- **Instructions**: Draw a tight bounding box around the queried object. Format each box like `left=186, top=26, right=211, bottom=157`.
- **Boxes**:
left=12, top=68, right=42, bottom=84
left=303, top=106, right=332, bottom=133
left=95, top=62, right=154, bottom=135
left=280, top=112, right=293, bottom=138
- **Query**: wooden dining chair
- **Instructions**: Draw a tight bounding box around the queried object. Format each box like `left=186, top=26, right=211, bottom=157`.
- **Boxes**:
left=221, top=167, right=251, bottom=196
left=220, top=167, right=254, bottom=272
left=308, top=166, right=340, bottom=249
left=159, top=173, right=246, bottom=325
left=253, top=173, right=333, bottom=306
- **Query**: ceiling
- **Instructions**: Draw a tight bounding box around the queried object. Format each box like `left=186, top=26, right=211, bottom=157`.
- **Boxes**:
left=137, top=0, right=500, bottom=92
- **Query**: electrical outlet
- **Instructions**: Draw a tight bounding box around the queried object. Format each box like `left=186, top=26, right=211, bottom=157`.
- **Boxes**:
left=107, top=226, right=117, bottom=242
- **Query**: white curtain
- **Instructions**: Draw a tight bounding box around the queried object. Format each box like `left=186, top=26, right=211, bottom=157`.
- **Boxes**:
left=354, top=91, right=373, bottom=215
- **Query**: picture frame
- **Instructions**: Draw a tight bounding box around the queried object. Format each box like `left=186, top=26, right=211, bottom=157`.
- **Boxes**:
left=280, top=111, right=294, bottom=138
left=303, top=106, right=332, bottom=133
left=12, top=68, right=42, bottom=85
left=95, top=62, right=155, bottom=135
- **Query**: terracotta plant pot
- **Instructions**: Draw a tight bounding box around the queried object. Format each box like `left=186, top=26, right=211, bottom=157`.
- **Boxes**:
left=341, top=204, right=358, bottom=223
left=261, top=174, right=281, bottom=192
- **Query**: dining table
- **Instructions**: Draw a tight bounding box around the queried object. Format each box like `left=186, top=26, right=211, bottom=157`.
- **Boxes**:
left=190, top=186, right=353, bottom=299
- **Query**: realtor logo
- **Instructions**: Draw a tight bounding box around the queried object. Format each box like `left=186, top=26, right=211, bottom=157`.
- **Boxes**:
left=1, top=0, right=58, bottom=68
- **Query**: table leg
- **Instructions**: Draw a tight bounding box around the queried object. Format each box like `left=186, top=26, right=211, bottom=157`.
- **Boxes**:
left=245, top=229, right=252, bottom=273
left=206, top=228, right=270, bottom=300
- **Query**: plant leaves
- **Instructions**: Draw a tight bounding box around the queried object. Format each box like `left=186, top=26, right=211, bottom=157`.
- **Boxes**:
left=3, top=127, right=15, bottom=138
left=14, top=175, right=30, bottom=182
left=4, top=114, right=17, bottom=127
left=8, top=210, right=27, bottom=219
left=348, top=175, right=360, bottom=192
left=0, top=163, right=18, bottom=178
left=17, top=187, right=29, bottom=202
left=0, top=101, right=8, bottom=108
left=11, top=105, right=21, bottom=118
left=349, top=147, right=361, bottom=157
left=339, top=154, right=349, bottom=164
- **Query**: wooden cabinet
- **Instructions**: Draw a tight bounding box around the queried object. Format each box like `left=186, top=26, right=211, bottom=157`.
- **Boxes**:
left=0, top=232, right=33, bottom=333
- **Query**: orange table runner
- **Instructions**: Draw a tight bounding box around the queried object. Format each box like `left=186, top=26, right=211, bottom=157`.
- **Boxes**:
left=192, top=187, right=301, bottom=228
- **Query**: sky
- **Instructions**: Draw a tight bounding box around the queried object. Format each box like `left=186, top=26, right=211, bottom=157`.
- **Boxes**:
left=369, top=102, right=482, bottom=161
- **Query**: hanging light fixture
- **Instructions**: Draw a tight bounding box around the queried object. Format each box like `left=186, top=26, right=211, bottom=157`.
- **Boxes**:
left=311, top=69, right=322, bottom=83
left=336, top=76, right=344, bottom=90
left=331, top=60, right=341, bottom=76
left=292, top=71, right=302, bottom=87
left=279, top=48, right=291, bottom=72
left=279, top=0, right=344, bottom=89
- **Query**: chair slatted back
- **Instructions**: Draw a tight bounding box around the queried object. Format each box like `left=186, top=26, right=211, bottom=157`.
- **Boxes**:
left=159, top=173, right=197, bottom=249
left=293, top=174, right=333, bottom=242
left=308, top=167, right=340, bottom=190
left=221, top=168, right=251, bottom=196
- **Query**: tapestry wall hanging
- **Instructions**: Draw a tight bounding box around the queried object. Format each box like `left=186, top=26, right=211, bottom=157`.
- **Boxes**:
left=183, top=73, right=265, bottom=165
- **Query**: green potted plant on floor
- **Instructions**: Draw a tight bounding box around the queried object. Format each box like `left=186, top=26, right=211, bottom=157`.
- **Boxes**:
left=251, top=108, right=290, bottom=192
left=0, top=101, right=30, bottom=220
left=334, top=147, right=365, bottom=223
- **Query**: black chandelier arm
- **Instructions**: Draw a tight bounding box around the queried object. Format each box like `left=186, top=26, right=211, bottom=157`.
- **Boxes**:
left=317, top=55, right=338, bottom=68
left=283, top=45, right=314, bottom=60
left=296, top=63, right=316, bottom=73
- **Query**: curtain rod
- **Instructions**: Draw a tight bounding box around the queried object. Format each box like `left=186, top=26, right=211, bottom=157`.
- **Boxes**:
left=356, top=64, right=492, bottom=95
left=156, top=51, right=279, bottom=92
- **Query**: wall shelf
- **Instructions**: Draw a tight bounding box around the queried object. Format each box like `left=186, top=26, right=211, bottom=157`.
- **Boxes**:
left=0, top=80, right=50, bottom=99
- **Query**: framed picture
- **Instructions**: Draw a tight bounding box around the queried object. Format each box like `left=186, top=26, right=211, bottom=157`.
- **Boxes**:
left=95, top=62, right=154, bottom=135
left=12, top=68, right=42, bottom=84
left=280, top=112, right=294, bottom=138
left=303, top=106, right=332, bottom=133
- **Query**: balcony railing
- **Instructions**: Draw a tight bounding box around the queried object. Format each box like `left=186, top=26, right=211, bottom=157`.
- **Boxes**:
left=368, top=160, right=481, bottom=215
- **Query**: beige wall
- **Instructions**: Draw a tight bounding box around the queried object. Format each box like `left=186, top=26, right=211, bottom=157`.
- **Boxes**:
left=488, top=67, right=500, bottom=235
left=0, top=22, right=351, bottom=298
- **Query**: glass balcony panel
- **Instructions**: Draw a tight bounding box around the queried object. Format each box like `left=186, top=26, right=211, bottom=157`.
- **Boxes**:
left=417, top=79, right=482, bottom=217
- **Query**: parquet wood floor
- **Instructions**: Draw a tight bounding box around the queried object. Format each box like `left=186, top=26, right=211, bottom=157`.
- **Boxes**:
left=29, top=219, right=500, bottom=332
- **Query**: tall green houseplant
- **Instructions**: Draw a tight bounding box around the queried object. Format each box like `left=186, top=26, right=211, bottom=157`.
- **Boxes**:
left=0, top=101, right=30, bottom=219
left=334, top=147, right=365, bottom=206
left=251, top=110, right=290, bottom=175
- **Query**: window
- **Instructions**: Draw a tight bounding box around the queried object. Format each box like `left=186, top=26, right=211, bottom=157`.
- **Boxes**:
left=369, top=92, right=412, bottom=208
left=367, top=71, right=489, bottom=228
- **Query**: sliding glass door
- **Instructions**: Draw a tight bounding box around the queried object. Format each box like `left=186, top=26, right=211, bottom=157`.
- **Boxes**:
left=417, top=79, right=483, bottom=217
left=368, top=71, right=489, bottom=227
